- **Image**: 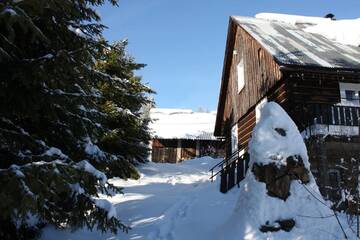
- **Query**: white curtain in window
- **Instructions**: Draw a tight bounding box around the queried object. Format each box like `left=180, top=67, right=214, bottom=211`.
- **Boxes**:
left=231, top=124, right=238, bottom=153
left=237, top=59, right=245, bottom=93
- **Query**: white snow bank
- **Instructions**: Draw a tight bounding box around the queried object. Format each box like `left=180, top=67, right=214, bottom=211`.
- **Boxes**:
left=218, top=102, right=342, bottom=240
left=149, top=108, right=217, bottom=139
left=256, top=12, right=360, bottom=47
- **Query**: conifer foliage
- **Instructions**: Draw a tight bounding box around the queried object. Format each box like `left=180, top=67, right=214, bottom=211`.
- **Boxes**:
left=0, top=0, right=153, bottom=239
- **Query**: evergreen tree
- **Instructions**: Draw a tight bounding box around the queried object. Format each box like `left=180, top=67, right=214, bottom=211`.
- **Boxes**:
left=0, top=0, right=153, bottom=238
left=94, top=40, right=154, bottom=178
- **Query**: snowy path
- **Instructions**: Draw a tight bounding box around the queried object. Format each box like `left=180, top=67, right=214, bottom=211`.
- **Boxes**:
left=41, top=157, right=239, bottom=240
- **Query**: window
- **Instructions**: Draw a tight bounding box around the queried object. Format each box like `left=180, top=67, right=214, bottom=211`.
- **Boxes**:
left=345, top=90, right=356, bottom=101
left=231, top=124, right=238, bottom=153
left=339, top=82, right=360, bottom=106
left=237, top=59, right=245, bottom=93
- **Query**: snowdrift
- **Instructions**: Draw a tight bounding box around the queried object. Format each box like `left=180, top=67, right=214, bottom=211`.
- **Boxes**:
left=218, top=102, right=341, bottom=240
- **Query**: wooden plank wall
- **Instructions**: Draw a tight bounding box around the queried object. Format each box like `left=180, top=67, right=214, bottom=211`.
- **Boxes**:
left=235, top=80, right=291, bottom=151
left=152, top=148, right=177, bottom=163
left=222, top=25, right=282, bottom=128
left=284, top=71, right=341, bottom=105
left=237, top=109, right=255, bottom=149
left=151, top=139, right=178, bottom=163
left=152, top=139, right=225, bottom=162
left=180, top=139, right=196, bottom=160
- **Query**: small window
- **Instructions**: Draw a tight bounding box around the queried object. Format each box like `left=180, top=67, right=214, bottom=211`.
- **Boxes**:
left=231, top=124, right=238, bottom=153
left=345, top=90, right=355, bottom=101
left=237, top=59, right=245, bottom=93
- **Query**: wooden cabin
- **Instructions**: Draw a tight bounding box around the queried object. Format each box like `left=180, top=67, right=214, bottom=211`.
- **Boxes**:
left=150, top=108, right=224, bottom=163
left=214, top=16, right=360, bottom=201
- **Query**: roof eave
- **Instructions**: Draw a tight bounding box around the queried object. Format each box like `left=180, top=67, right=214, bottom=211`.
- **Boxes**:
left=279, top=64, right=360, bottom=74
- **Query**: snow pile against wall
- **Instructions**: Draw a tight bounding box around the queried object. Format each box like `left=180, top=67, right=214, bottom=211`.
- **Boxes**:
left=219, top=102, right=341, bottom=240
left=256, top=12, right=360, bottom=47
left=149, top=108, right=217, bottom=139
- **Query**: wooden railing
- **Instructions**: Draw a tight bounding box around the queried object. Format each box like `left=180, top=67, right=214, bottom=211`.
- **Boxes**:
left=209, top=148, right=250, bottom=193
left=304, top=104, right=360, bottom=127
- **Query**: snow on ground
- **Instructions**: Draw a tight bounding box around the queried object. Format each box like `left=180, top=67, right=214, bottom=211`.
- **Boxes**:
left=256, top=12, right=360, bottom=47
left=40, top=156, right=240, bottom=240
left=149, top=108, right=217, bottom=139
left=40, top=156, right=358, bottom=240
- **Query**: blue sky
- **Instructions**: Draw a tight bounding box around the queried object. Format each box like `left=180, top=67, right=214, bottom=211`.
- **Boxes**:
left=97, top=0, right=360, bottom=111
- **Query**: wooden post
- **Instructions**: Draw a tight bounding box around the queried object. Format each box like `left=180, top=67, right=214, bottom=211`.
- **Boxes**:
left=148, top=140, right=153, bottom=162
left=228, top=161, right=236, bottom=189
left=176, top=139, right=182, bottom=163
left=196, top=140, right=200, bottom=157
left=237, top=158, right=244, bottom=185
left=220, top=167, right=228, bottom=193
left=357, top=158, right=359, bottom=238
left=312, top=136, right=329, bottom=198
left=245, top=153, right=250, bottom=174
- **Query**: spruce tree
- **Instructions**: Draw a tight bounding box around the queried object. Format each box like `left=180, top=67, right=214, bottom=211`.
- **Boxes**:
left=0, top=0, right=152, bottom=238
left=94, top=40, right=154, bottom=178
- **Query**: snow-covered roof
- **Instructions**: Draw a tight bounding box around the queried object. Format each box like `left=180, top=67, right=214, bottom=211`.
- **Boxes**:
left=256, top=13, right=360, bottom=47
left=255, top=13, right=331, bottom=28
left=232, top=15, right=360, bottom=69
left=149, top=108, right=218, bottom=140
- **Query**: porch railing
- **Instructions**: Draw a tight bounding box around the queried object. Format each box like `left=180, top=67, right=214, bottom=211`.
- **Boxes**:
left=304, top=104, right=360, bottom=127
left=209, top=148, right=249, bottom=193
